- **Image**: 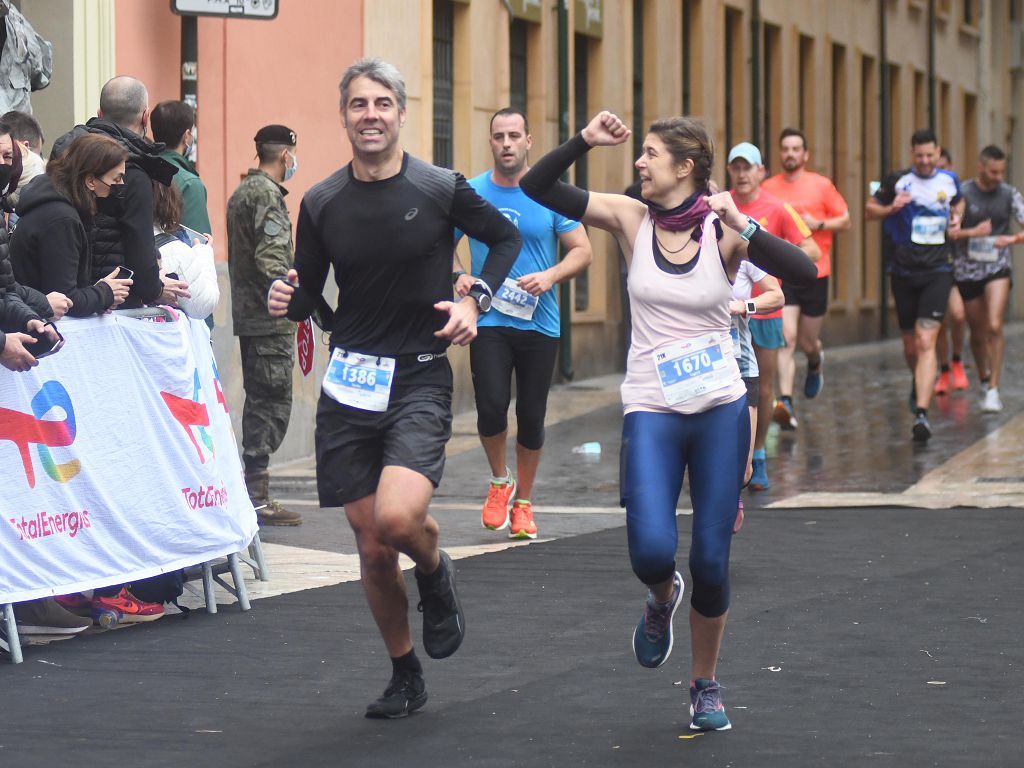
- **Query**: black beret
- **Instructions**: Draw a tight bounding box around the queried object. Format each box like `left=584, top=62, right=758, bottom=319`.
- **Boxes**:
left=254, top=124, right=297, bottom=146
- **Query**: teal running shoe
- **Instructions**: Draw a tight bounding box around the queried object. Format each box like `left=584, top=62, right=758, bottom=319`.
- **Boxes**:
left=690, top=678, right=732, bottom=731
left=632, top=571, right=683, bottom=668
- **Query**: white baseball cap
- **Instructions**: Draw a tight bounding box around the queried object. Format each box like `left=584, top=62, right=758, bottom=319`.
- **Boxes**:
left=727, top=142, right=763, bottom=166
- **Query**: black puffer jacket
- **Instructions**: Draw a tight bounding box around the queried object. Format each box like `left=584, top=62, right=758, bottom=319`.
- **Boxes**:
left=9, top=174, right=114, bottom=317
left=51, top=118, right=177, bottom=308
left=1, top=221, right=51, bottom=318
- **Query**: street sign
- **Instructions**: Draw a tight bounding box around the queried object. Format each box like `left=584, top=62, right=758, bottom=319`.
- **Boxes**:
left=171, top=0, right=278, bottom=20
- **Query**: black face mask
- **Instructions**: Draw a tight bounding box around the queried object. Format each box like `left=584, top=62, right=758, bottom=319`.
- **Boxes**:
left=0, top=163, right=13, bottom=192
left=95, top=182, right=126, bottom=218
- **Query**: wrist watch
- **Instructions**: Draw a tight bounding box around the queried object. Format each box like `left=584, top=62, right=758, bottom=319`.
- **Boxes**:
left=745, top=300, right=757, bottom=316
left=452, top=270, right=466, bottom=285
left=739, top=216, right=760, bottom=242
left=467, top=280, right=492, bottom=313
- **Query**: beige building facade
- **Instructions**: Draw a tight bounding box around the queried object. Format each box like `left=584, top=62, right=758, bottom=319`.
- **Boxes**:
left=14, top=0, right=1024, bottom=464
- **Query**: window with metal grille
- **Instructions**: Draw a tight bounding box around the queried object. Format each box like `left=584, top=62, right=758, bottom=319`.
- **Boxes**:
left=433, top=0, right=454, bottom=168
left=510, top=19, right=529, bottom=114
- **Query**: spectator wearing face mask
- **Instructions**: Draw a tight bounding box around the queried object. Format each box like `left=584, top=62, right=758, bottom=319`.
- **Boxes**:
left=150, top=100, right=211, bottom=236
left=1, top=109, right=46, bottom=211
left=10, top=133, right=135, bottom=316
left=49, top=76, right=189, bottom=310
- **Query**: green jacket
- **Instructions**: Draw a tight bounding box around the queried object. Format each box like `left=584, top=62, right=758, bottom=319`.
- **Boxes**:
left=159, top=149, right=212, bottom=234
left=226, top=169, right=294, bottom=336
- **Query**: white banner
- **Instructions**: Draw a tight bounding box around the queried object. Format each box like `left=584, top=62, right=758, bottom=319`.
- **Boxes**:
left=0, top=314, right=257, bottom=604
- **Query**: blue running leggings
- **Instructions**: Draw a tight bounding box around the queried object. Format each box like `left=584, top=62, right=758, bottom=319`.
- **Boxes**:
left=619, top=397, right=749, bottom=618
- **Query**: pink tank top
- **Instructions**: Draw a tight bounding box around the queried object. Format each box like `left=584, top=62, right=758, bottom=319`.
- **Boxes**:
left=621, top=211, right=745, bottom=415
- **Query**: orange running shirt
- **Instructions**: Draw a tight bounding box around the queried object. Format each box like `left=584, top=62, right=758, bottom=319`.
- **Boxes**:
left=731, top=190, right=812, bottom=319
left=762, top=171, right=848, bottom=278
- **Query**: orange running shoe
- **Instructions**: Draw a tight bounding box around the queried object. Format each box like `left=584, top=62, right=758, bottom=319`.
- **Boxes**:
left=509, top=500, right=537, bottom=540
left=481, top=477, right=516, bottom=531
left=92, top=588, right=164, bottom=624
left=951, top=359, right=969, bottom=390
left=934, top=370, right=950, bottom=395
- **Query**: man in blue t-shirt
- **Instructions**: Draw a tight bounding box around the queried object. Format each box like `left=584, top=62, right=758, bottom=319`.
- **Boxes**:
left=867, top=128, right=964, bottom=443
left=454, top=108, right=591, bottom=539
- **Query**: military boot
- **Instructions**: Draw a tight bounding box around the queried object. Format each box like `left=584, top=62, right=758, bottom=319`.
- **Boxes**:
left=245, top=471, right=303, bottom=526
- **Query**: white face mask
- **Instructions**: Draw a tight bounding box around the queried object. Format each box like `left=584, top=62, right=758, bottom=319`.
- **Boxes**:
left=186, top=126, right=197, bottom=163
left=283, top=150, right=298, bottom=181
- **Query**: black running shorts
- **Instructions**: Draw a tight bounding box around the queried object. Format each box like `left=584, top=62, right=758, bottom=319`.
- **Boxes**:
left=782, top=276, right=829, bottom=317
left=890, top=271, right=954, bottom=331
left=314, top=385, right=453, bottom=506
left=956, top=268, right=1012, bottom=302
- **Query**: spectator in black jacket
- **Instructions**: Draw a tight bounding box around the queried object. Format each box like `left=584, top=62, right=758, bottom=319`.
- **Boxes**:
left=49, top=76, right=188, bottom=309
left=0, top=121, right=71, bottom=320
left=0, top=289, right=54, bottom=371
left=11, top=133, right=133, bottom=315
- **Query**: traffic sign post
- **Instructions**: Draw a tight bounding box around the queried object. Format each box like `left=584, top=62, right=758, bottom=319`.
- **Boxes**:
left=171, top=0, right=279, bottom=20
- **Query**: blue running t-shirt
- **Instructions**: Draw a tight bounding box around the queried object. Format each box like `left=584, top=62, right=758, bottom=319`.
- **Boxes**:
left=455, top=171, right=580, bottom=337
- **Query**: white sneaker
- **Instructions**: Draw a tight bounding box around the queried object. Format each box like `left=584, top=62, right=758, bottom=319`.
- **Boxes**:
left=982, top=387, right=1003, bottom=413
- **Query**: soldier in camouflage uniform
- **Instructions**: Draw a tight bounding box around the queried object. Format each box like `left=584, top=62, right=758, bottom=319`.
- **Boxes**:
left=226, top=124, right=302, bottom=526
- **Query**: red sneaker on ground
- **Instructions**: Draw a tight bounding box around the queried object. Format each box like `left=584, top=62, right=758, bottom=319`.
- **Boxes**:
left=934, top=371, right=950, bottom=395
left=482, top=477, right=516, bottom=531
left=509, top=500, right=538, bottom=540
left=92, top=588, right=164, bottom=625
left=951, top=360, right=969, bottom=390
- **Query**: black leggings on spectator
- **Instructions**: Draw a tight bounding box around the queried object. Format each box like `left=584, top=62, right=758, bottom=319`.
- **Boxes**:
left=469, top=326, right=559, bottom=450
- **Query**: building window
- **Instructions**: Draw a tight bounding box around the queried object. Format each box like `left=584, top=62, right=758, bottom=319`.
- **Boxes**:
left=831, top=43, right=847, bottom=303
left=510, top=19, right=529, bottom=114
left=681, top=0, right=701, bottom=115
left=574, top=34, right=590, bottom=312
left=632, top=0, right=644, bottom=161
left=963, top=91, right=978, bottom=170
left=432, top=0, right=454, bottom=169
left=798, top=35, right=815, bottom=148
left=761, top=23, right=781, bottom=169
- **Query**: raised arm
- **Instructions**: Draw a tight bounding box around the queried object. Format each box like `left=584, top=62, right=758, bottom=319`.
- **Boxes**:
left=521, top=112, right=647, bottom=244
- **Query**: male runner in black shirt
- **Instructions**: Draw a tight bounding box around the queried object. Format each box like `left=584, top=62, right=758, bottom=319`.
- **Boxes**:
left=268, top=58, right=520, bottom=719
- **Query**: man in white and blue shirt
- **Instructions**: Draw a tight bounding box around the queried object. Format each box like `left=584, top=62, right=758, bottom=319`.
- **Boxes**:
left=454, top=108, right=592, bottom=540
left=867, top=128, right=964, bottom=442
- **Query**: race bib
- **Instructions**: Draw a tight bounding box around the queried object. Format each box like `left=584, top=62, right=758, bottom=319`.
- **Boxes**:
left=911, top=215, right=947, bottom=245
left=322, top=349, right=395, bottom=412
left=967, top=236, right=998, bottom=262
left=492, top=277, right=539, bottom=320
left=653, top=334, right=737, bottom=406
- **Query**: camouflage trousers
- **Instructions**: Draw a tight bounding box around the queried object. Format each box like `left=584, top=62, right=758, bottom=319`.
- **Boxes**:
left=239, top=333, right=294, bottom=475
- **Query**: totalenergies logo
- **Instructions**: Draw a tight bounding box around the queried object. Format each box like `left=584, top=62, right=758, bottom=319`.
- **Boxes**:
left=0, top=380, right=81, bottom=488
left=161, top=369, right=215, bottom=463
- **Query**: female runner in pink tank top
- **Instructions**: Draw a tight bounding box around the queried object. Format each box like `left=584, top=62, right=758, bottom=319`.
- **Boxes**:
left=522, top=111, right=816, bottom=732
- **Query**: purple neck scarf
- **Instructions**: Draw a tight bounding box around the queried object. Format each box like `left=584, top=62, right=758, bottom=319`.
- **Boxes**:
left=647, top=189, right=712, bottom=232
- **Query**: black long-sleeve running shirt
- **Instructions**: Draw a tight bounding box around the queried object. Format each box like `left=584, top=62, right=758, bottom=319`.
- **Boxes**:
left=289, top=153, right=521, bottom=387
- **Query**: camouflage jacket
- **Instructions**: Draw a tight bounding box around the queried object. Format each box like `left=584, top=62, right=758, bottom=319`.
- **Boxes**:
left=226, top=169, right=294, bottom=336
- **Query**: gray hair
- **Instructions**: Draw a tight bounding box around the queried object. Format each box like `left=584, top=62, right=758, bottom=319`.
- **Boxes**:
left=99, top=76, right=149, bottom=130
left=339, top=58, right=407, bottom=111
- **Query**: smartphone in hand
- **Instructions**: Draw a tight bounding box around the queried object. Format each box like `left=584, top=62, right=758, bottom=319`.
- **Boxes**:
left=32, top=322, right=65, bottom=358
left=116, top=266, right=135, bottom=280
left=181, top=225, right=210, bottom=244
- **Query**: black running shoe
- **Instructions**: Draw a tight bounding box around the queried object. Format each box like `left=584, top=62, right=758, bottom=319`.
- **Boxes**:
left=912, top=412, right=932, bottom=443
left=415, top=549, right=465, bottom=659
left=364, top=669, right=428, bottom=719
